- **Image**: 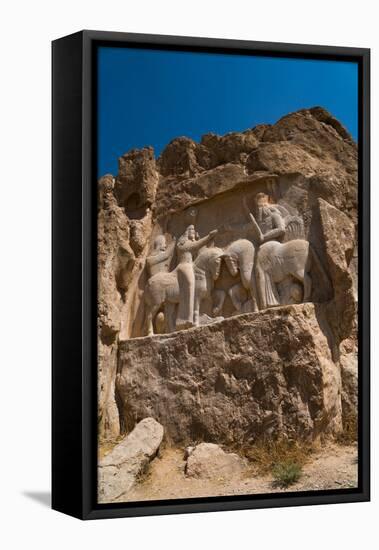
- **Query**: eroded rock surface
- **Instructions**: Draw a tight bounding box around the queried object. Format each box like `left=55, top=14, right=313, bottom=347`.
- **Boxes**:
left=98, top=418, right=164, bottom=503
left=185, top=443, right=247, bottom=479
left=317, top=198, right=356, bottom=344
left=340, top=316, right=358, bottom=427
left=116, top=304, right=342, bottom=446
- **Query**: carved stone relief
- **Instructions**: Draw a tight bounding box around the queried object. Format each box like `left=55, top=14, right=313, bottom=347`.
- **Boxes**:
left=139, top=190, right=329, bottom=336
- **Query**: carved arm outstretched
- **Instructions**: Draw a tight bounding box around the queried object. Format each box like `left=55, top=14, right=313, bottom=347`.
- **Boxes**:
left=147, top=238, right=176, bottom=266
left=183, top=229, right=218, bottom=253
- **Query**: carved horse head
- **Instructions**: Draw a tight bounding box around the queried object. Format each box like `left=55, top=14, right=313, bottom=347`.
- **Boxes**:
left=223, top=239, right=255, bottom=289
left=195, top=247, right=224, bottom=281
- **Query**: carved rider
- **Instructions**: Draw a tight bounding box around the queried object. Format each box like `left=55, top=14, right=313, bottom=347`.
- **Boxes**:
left=146, top=235, right=176, bottom=278
left=244, top=192, right=286, bottom=244
left=176, top=224, right=218, bottom=330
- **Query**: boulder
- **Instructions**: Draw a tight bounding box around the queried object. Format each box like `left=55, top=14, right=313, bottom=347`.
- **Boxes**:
left=116, top=303, right=342, bottom=446
left=98, top=418, right=164, bottom=503
left=185, top=443, right=247, bottom=479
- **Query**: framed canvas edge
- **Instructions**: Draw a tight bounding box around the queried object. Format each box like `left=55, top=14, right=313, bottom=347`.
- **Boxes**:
left=53, top=30, right=370, bottom=520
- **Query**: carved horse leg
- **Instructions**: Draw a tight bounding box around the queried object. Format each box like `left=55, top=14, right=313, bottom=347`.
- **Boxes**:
left=255, top=263, right=267, bottom=309
left=255, top=264, right=281, bottom=309
left=250, top=272, right=259, bottom=312
left=303, top=271, right=312, bottom=301
left=291, top=267, right=311, bottom=302
left=228, top=283, right=245, bottom=312
left=176, top=264, right=195, bottom=330
left=164, top=302, right=176, bottom=333
left=146, top=302, right=161, bottom=336
left=213, top=289, right=226, bottom=315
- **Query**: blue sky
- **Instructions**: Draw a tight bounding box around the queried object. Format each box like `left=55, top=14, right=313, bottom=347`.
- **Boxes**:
left=97, top=47, right=358, bottom=178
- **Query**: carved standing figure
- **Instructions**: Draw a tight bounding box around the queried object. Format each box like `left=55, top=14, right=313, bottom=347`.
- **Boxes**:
left=146, top=235, right=176, bottom=277
left=175, top=225, right=218, bottom=330
left=244, top=193, right=304, bottom=245
left=244, top=193, right=286, bottom=244
left=144, top=245, right=223, bottom=335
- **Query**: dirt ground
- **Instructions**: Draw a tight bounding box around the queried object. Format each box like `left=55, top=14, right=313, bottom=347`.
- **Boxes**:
left=121, top=443, right=358, bottom=502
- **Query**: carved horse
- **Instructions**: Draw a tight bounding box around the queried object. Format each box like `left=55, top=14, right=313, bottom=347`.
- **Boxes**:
left=216, top=239, right=259, bottom=314
left=144, top=246, right=224, bottom=335
left=254, top=239, right=329, bottom=309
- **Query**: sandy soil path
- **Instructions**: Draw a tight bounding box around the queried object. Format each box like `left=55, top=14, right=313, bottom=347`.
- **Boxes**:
left=121, top=443, right=358, bottom=502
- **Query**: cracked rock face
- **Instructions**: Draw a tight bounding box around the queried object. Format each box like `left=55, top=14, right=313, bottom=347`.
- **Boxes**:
left=97, top=106, right=358, bottom=447
left=116, top=304, right=342, bottom=446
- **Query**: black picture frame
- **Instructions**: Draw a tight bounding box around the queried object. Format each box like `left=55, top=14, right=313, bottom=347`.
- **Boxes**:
left=52, top=30, right=370, bottom=520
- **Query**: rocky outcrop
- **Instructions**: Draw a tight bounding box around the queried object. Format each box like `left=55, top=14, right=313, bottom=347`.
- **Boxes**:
left=115, top=147, right=158, bottom=216
left=98, top=174, right=134, bottom=439
left=116, top=303, right=342, bottom=446
left=318, top=198, right=356, bottom=344
left=98, top=154, right=158, bottom=439
left=340, top=352, right=358, bottom=423
left=98, top=418, right=164, bottom=503
left=97, top=106, right=358, bottom=444
left=340, top=317, right=358, bottom=426
left=185, top=443, right=247, bottom=479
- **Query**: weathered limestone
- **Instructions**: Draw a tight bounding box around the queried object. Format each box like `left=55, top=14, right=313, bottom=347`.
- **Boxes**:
left=340, top=351, right=358, bottom=423
left=98, top=174, right=134, bottom=439
left=116, top=304, right=342, bottom=446
left=340, top=317, right=358, bottom=426
left=115, top=146, right=158, bottom=217
left=317, top=198, right=356, bottom=343
left=98, top=418, right=164, bottom=503
left=158, top=137, right=203, bottom=177
left=185, top=443, right=247, bottom=479
left=98, top=153, right=159, bottom=439
left=98, top=106, right=358, bottom=447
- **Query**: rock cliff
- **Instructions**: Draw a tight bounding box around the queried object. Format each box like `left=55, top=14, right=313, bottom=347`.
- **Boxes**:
left=97, top=107, right=358, bottom=443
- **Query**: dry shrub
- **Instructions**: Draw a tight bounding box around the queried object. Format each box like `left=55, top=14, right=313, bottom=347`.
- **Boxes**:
left=241, top=438, right=314, bottom=476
